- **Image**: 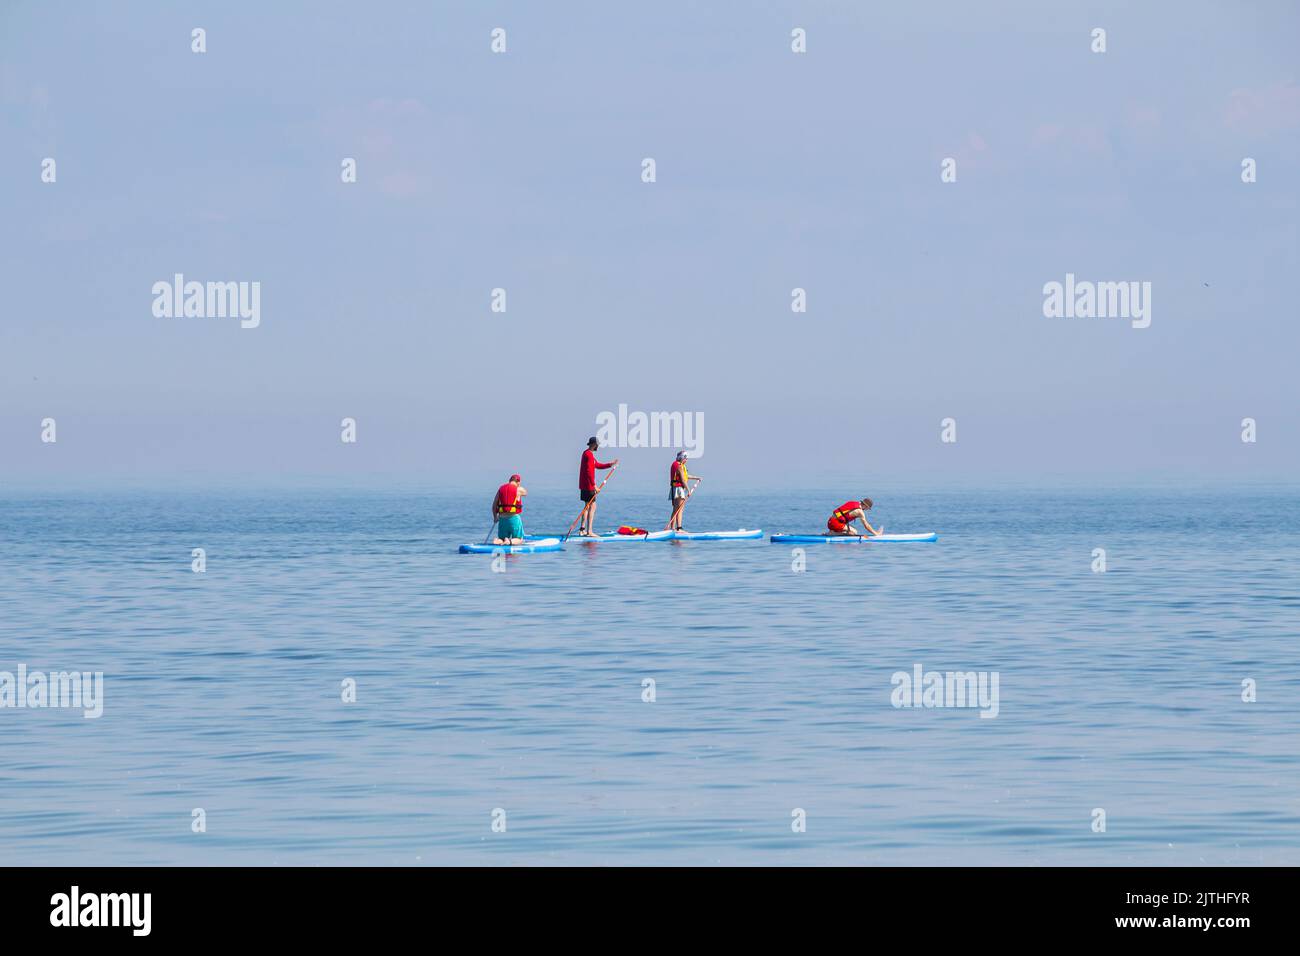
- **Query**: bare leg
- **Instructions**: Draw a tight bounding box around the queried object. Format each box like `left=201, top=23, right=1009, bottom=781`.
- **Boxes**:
left=829, top=515, right=858, bottom=535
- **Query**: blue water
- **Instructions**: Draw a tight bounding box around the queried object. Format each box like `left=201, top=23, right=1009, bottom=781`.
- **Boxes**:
left=1, top=487, right=1297, bottom=865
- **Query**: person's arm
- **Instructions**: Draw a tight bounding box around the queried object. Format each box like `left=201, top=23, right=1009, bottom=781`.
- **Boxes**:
left=848, top=509, right=875, bottom=535
left=491, top=492, right=501, bottom=518
left=597, top=458, right=617, bottom=469
left=519, top=486, right=528, bottom=497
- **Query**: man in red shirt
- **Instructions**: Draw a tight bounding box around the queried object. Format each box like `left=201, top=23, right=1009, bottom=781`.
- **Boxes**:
left=827, top=497, right=882, bottom=536
left=576, top=437, right=619, bottom=537
left=492, top=474, right=528, bottom=543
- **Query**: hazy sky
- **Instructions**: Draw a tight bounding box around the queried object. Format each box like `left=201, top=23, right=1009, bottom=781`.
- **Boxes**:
left=2, top=1, right=1297, bottom=490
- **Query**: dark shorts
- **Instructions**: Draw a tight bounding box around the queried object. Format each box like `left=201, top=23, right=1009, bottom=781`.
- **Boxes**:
left=580, top=489, right=596, bottom=502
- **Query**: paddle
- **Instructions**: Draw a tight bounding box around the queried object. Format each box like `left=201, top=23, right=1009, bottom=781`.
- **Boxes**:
left=563, top=462, right=619, bottom=541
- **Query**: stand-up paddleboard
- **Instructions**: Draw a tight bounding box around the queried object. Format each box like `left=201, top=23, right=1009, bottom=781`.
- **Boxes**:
left=770, top=532, right=938, bottom=544
left=670, top=529, right=764, bottom=541
left=459, top=537, right=564, bottom=554
left=527, top=530, right=675, bottom=542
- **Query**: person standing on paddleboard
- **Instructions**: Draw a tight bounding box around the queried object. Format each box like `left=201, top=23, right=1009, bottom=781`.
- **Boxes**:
left=666, top=452, right=700, bottom=531
left=827, top=497, right=881, bottom=536
left=576, top=438, right=618, bottom=537
left=492, top=474, right=528, bottom=544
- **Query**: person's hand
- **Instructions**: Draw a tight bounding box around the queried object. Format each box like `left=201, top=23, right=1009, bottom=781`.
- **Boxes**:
left=614, top=458, right=620, bottom=465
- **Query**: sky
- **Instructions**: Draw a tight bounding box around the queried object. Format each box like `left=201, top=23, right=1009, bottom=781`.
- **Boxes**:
left=1, top=1, right=1297, bottom=491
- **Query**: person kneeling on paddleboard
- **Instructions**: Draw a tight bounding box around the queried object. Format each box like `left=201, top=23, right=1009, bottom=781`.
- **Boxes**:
left=827, top=497, right=882, bottom=537
left=666, top=452, right=700, bottom=531
left=492, top=474, right=528, bottom=544
left=577, top=437, right=618, bottom=537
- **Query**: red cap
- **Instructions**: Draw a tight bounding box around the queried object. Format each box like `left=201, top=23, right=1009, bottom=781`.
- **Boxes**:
left=509, top=474, right=521, bottom=482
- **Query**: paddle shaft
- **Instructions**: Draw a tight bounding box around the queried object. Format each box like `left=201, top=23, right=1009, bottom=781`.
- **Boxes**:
left=564, top=462, right=619, bottom=541
left=483, top=489, right=499, bottom=544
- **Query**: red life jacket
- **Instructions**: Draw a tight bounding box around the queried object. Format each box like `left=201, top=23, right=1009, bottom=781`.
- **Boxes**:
left=496, top=483, right=523, bottom=515
left=617, top=526, right=647, bottom=536
left=831, top=501, right=861, bottom=521
left=670, top=461, right=688, bottom=489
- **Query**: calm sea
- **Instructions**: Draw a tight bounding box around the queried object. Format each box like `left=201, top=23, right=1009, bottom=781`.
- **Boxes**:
left=1, top=486, right=1297, bottom=865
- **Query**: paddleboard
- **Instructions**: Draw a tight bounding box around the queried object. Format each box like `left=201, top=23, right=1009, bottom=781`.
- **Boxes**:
left=670, top=529, right=764, bottom=541
left=526, top=530, right=675, bottom=542
left=459, top=537, right=564, bottom=554
left=770, top=532, right=938, bottom=544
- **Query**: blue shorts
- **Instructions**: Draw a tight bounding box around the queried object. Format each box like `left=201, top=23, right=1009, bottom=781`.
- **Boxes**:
left=497, top=514, right=523, bottom=539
